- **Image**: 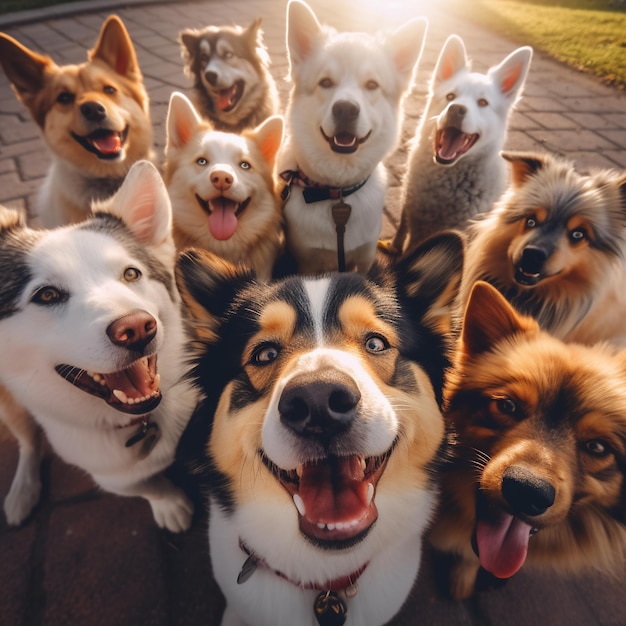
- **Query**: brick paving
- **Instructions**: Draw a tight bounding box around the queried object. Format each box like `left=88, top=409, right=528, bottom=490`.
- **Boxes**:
left=0, top=1, right=625, bottom=625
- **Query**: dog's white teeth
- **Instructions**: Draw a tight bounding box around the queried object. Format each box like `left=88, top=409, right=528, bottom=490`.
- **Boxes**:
left=316, top=518, right=360, bottom=532
left=317, top=522, right=326, bottom=529
left=293, top=494, right=306, bottom=517
left=367, top=482, right=374, bottom=506
left=113, top=389, right=129, bottom=404
left=91, top=372, right=102, bottom=382
left=296, top=465, right=303, bottom=478
left=152, top=373, right=161, bottom=391
left=333, top=136, right=356, bottom=147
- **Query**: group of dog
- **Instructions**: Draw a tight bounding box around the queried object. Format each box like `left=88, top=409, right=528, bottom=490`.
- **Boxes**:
left=0, top=1, right=625, bottom=625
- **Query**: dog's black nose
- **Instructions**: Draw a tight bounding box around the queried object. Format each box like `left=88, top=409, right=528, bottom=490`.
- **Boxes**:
left=80, top=101, right=107, bottom=122
left=332, top=100, right=360, bottom=126
left=447, top=103, right=467, bottom=124
left=107, top=310, right=157, bottom=353
left=501, top=466, right=556, bottom=517
left=519, top=246, right=548, bottom=275
left=204, top=71, right=218, bottom=86
left=279, top=369, right=361, bottom=440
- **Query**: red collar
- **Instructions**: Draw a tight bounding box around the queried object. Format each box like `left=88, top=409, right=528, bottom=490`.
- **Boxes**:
left=238, top=539, right=368, bottom=593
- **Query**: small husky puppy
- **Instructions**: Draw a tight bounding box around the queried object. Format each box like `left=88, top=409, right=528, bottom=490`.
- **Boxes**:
left=461, top=151, right=626, bottom=346
left=0, top=16, right=153, bottom=227
left=0, top=161, right=198, bottom=532
left=392, top=35, right=532, bottom=251
left=164, top=91, right=284, bottom=282
left=179, top=18, right=279, bottom=133
left=279, top=0, right=428, bottom=274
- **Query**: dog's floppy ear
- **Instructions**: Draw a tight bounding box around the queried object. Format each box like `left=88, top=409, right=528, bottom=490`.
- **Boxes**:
left=165, top=91, right=206, bottom=152
left=385, top=17, right=428, bottom=88
left=286, top=0, right=324, bottom=69
left=247, top=115, right=284, bottom=166
left=176, top=248, right=256, bottom=344
left=89, top=15, right=142, bottom=81
left=490, top=45, right=533, bottom=101
left=93, top=160, right=172, bottom=249
left=0, top=34, right=55, bottom=124
left=502, top=151, right=549, bottom=187
left=433, top=35, right=468, bottom=86
left=462, top=281, right=538, bottom=357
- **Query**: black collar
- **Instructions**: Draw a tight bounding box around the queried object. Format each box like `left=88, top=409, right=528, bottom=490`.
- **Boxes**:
left=280, top=169, right=369, bottom=204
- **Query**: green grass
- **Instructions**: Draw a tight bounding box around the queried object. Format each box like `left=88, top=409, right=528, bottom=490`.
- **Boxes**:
left=444, top=0, right=626, bottom=90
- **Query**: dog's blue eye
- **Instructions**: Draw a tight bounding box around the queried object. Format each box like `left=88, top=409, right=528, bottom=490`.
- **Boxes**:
left=240, top=161, right=251, bottom=170
left=252, top=344, right=280, bottom=364
left=31, top=286, right=67, bottom=306
left=569, top=228, right=586, bottom=242
left=123, top=267, right=142, bottom=282
left=478, top=98, right=489, bottom=107
left=197, top=157, right=208, bottom=166
left=103, top=85, right=116, bottom=95
left=57, top=91, right=74, bottom=105
left=494, top=396, right=517, bottom=416
left=584, top=439, right=611, bottom=458
left=319, top=77, right=334, bottom=89
left=365, top=334, right=388, bottom=353
left=222, top=50, right=234, bottom=60
left=446, top=93, right=455, bottom=101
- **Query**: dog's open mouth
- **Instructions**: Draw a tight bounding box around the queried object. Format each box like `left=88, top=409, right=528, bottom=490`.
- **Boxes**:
left=320, top=128, right=372, bottom=155
left=55, top=356, right=162, bottom=415
left=214, top=80, right=244, bottom=112
left=261, top=450, right=391, bottom=549
left=473, top=497, right=538, bottom=579
left=71, top=127, right=129, bottom=160
left=514, top=265, right=542, bottom=286
left=195, top=194, right=250, bottom=241
left=434, top=127, right=478, bottom=165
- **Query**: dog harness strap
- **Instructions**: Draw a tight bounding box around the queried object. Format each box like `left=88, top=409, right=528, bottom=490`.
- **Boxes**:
left=279, top=169, right=368, bottom=204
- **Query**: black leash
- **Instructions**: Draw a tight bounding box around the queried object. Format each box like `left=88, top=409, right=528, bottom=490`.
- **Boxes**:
left=331, top=195, right=352, bottom=272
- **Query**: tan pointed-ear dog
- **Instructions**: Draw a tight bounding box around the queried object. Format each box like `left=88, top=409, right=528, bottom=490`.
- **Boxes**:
left=175, top=232, right=464, bottom=626
left=0, top=15, right=152, bottom=227
left=430, top=281, right=626, bottom=600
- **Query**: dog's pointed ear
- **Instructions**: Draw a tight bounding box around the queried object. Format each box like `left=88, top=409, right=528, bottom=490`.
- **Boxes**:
left=248, top=115, right=284, bottom=166
left=395, top=231, right=464, bottom=337
left=166, top=91, right=205, bottom=152
left=89, top=15, right=142, bottom=80
left=94, top=160, right=173, bottom=249
left=490, top=46, right=533, bottom=101
left=462, top=281, right=538, bottom=357
left=433, top=35, right=468, bottom=86
left=502, top=151, right=549, bottom=187
left=0, top=205, right=26, bottom=234
left=286, top=0, right=323, bottom=68
left=176, top=248, right=256, bottom=344
left=245, top=18, right=271, bottom=67
left=0, top=34, right=55, bottom=123
left=179, top=28, right=199, bottom=56
left=385, top=17, right=428, bottom=88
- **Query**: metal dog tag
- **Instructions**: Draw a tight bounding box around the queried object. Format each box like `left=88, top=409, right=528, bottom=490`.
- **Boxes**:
left=313, top=591, right=347, bottom=626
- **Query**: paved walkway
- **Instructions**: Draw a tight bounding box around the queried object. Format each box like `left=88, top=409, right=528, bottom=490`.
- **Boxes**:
left=0, top=1, right=625, bottom=625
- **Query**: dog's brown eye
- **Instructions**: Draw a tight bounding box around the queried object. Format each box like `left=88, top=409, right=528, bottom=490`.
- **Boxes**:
left=123, top=267, right=142, bottom=282
left=251, top=344, right=280, bottom=365
left=494, top=396, right=517, bottom=416
left=57, top=91, right=74, bottom=105
left=222, top=50, right=234, bottom=60
left=319, top=77, right=334, bottom=89
left=103, top=85, right=116, bottom=95
left=569, top=228, right=587, bottom=243
left=197, top=157, right=208, bottom=166
left=446, top=93, right=455, bottom=101
left=365, top=80, right=379, bottom=91
left=32, top=286, right=67, bottom=306
left=584, top=439, right=611, bottom=458
left=365, top=334, right=388, bottom=353
left=240, top=161, right=251, bottom=170
left=478, top=98, right=489, bottom=107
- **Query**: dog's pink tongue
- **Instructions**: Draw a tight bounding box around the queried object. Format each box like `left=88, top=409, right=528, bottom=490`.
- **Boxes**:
left=208, top=198, right=238, bottom=240
left=91, top=133, right=122, bottom=155
left=437, top=127, right=467, bottom=161
left=299, top=456, right=369, bottom=523
left=475, top=512, right=533, bottom=579
left=216, top=85, right=238, bottom=111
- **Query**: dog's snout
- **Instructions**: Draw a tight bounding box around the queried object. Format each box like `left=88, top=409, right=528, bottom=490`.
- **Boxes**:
left=332, top=100, right=360, bottom=126
left=447, top=103, right=467, bottom=124
left=204, top=71, right=218, bottom=86
left=80, top=101, right=107, bottom=122
left=519, top=246, right=548, bottom=274
left=107, top=310, right=157, bottom=353
left=278, top=370, right=361, bottom=440
left=501, top=466, right=556, bottom=517
left=210, top=168, right=233, bottom=191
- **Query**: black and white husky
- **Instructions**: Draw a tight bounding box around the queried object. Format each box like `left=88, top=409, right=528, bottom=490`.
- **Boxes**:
left=0, top=161, right=198, bottom=532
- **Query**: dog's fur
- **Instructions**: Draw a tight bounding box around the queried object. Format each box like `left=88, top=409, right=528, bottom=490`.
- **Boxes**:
left=430, top=281, right=626, bottom=600
left=391, top=35, right=532, bottom=252
left=0, top=16, right=152, bottom=228
left=0, top=161, right=198, bottom=532
left=175, top=232, right=464, bottom=625
left=179, top=18, right=279, bottom=133
left=461, top=151, right=626, bottom=345
left=164, top=92, right=284, bottom=282
left=278, top=0, right=427, bottom=274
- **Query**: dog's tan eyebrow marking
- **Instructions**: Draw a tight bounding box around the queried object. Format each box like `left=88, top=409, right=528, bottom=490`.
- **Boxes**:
left=257, top=300, right=297, bottom=339
left=338, top=296, right=399, bottom=345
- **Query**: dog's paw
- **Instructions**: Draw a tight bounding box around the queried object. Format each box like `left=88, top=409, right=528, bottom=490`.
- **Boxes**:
left=4, top=476, right=41, bottom=526
left=148, top=489, right=194, bottom=533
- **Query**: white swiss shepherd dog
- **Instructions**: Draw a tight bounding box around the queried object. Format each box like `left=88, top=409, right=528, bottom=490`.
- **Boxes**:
left=175, top=232, right=464, bottom=626
left=279, top=0, right=428, bottom=274
left=0, top=161, right=198, bottom=532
